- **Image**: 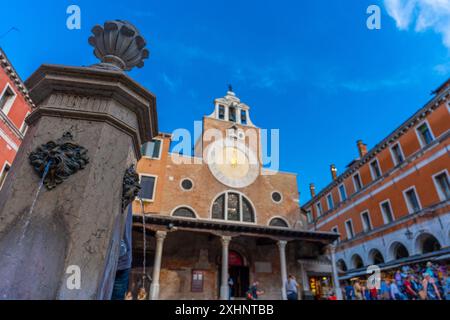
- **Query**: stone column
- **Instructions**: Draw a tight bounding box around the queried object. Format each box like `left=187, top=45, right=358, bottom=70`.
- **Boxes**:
left=328, top=245, right=343, bottom=300
left=298, top=261, right=312, bottom=300
left=0, top=21, right=157, bottom=300
left=220, top=235, right=232, bottom=300
left=277, top=240, right=288, bottom=300
left=236, top=107, right=241, bottom=124
left=149, top=231, right=167, bottom=300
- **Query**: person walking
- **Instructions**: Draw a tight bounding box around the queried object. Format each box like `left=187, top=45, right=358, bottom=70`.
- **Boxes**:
left=403, top=275, right=418, bottom=300
left=246, top=280, right=264, bottom=300
left=285, top=274, right=299, bottom=300
left=379, top=279, right=390, bottom=300
left=328, top=290, right=337, bottom=300
left=353, top=280, right=363, bottom=300
left=344, top=281, right=355, bottom=300
left=228, top=275, right=234, bottom=300
left=423, top=273, right=442, bottom=300
left=443, top=273, right=450, bottom=300
left=389, top=279, right=404, bottom=300
left=369, top=285, right=378, bottom=300
left=111, top=206, right=133, bottom=300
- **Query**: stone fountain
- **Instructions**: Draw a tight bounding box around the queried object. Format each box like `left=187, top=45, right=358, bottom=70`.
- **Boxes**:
left=0, top=20, right=157, bottom=299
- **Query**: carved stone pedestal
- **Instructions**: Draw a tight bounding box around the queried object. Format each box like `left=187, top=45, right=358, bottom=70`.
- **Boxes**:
left=0, top=21, right=157, bottom=299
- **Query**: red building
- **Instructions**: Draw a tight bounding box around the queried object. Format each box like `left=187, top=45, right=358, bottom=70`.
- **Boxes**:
left=302, top=78, right=450, bottom=289
left=0, top=48, right=34, bottom=189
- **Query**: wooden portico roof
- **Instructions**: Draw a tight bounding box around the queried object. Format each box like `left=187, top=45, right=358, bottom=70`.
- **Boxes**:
left=133, top=213, right=339, bottom=243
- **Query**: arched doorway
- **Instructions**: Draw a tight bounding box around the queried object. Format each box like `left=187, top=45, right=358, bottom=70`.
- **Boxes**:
left=369, top=249, right=385, bottom=265
left=390, top=242, right=409, bottom=260
left=415, top=233, right=441, bottom=254
left=227, top=250, right=249, bottom=299
left=351, top=254, right=364, bottom=269
left=337, top=259, right=347, bottom=272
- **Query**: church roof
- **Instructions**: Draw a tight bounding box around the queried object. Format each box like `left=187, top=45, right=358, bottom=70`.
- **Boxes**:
left=133, top=213, right=339, bottom=243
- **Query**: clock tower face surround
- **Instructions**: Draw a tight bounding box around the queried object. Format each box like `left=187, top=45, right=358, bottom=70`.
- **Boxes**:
left=206, top=138, right=260, bottom=188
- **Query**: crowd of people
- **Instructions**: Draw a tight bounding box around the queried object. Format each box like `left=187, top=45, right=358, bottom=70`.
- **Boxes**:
left=343, top=261, right=450, bottom=300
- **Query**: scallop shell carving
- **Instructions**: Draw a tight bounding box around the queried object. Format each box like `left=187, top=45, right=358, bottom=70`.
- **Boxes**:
left=88, top=20, right=150, bottom=71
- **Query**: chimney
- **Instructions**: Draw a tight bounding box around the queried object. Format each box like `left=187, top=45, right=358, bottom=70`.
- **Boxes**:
left=330, top=164, right=337, bottom=180
left=357, top=140, right=368, bottom=158
left=309, top=183, right=316, bottom=198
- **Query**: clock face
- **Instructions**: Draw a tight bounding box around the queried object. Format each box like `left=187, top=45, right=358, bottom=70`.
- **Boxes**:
left=206, top=139, right=259, bottom=188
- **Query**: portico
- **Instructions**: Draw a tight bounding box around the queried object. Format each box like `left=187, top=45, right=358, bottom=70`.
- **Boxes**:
left=131, top=214, right=338, bottom=300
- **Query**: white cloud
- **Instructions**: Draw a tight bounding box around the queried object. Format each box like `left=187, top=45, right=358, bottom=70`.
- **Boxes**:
left=384, top=0, right=450, bottom=49
left=433, top=61, right=450, bottom=75
left=161, top=73, right=179, bottom=92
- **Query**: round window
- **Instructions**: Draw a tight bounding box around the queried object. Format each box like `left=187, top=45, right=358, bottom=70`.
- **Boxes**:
left=181, top=179, right=193, bottom=191
left=271, top=191, right=282, bottom=203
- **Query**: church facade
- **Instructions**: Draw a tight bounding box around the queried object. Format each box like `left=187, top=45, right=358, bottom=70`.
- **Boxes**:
left=130, top=89, right=339, bottom=300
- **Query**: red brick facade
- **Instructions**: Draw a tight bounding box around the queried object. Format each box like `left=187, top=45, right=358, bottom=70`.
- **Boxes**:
left=0, top=48, right=34, bottom=189
left=302, top=79, right=450, bottom=273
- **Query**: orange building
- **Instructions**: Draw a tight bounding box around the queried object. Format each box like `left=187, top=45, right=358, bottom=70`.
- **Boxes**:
left=130, top=89, right=339, bottom=300
left=302, top=78, right=450, bottom=282
left=0, top=48, right=34, bottom=189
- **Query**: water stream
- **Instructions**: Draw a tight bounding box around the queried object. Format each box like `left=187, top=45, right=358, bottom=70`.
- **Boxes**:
left=20, top=160, right=52, bottom=242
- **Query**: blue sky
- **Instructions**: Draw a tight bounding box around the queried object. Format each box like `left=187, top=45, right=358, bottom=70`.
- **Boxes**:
left=1, top=0, right=449, bottom=204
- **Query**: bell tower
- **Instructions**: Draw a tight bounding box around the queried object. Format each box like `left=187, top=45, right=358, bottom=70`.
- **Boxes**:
left=194, top=87, right=260, bottom=160
left=192, top=88, right=262, bottom=188
left=208, top=86, right=255, bottom=127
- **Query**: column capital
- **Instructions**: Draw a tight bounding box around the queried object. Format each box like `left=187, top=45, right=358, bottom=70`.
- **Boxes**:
left=326, top=244, right=336, bottom=255
left=277, top=240, right=288, bottom=250
left=221, top=235, right=232, bottom=246
left=155, top=230, right=167, bottom=241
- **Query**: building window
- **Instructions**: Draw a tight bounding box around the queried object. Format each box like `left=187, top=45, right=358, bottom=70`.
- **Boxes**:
left=269, top=217, right=289, bottom=228
left=434, top=171, right=450, bottom=201
left=390, top=143, right=404, bottom=166
left=138, top=175, right=156, bottom=201
left=369, top=159, right=382, bottom=180
left=180, top=178, right=193, bottom=191
left=338, top=184, right=347, bottom=202
left=360, top=211, right=372, bottom=232
left=306, top=209, right=313, bottom=223
left=352, top=172, right=363, bottom=192
left=211, top=192, right=255, bottom=223
left=173, top=207, right=196, bottom=218
left=380, top=200, right=394, bottom=224
left=212, top=194, right=225, bottom=220
left=191, top=270, right=204, bottom=292
left=416, top=122, right=434, bottom=146
left=345, top=219, right=355, bottom=239
left=218, top=105, right=225, bottom=120
left=19, top=112, right=30, bottom=135
left=0, top=163, right=11, bottom=189
left=315, top=202, right=323, bottom=217
left=141, top=139, right=162, bottom=159
left=271, top=191, right=282, bottom=203
left=229, top=106, right=236, bottom=122
left=326, top=193, right=334, bottom=210
left=0, top=84, right=16, bottom=115
left=403, top=187, right=421, bottom=213
left=240, top=110, right=247, bottom=125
